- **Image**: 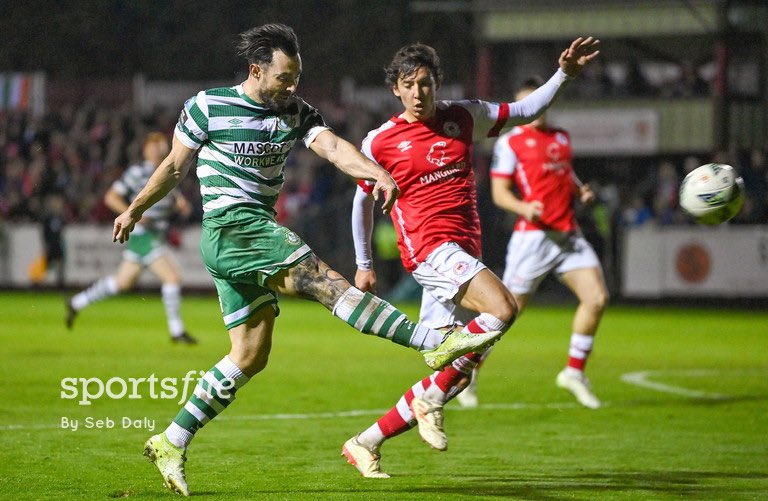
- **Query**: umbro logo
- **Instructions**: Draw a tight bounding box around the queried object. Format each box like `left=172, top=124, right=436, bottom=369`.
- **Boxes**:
left=228, top=118, right=243, bottom=127
left=397, top=141, right=412, bottom=152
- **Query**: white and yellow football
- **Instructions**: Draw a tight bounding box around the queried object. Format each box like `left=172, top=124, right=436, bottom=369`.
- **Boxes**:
left=679, top=163, right=745, bottom=225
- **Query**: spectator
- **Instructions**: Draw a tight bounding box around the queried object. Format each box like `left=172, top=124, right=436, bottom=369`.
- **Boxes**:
left=652, top=160, right=680, bottom=225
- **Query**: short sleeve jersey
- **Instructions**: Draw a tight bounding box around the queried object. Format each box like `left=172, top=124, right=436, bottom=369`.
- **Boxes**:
left=361, top=100, right=511, bottom=272
left=112, top=161, right=175, bottom=231
left=490, top=125, right=578, bottom=232
left=175, top=85, right=329, bottom=219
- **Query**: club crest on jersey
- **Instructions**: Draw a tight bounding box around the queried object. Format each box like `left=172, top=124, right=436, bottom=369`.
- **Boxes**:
left=443, top=121, right=461, bottom=138
left=546, top=143, right=562, bottom=161
left=555, top=132, right=569, bottom=145
left=283, top=229, right=301, bottom=245
left=427, top=141, right=450, bottom=167
left=525, top=138, right=536, bottom=148
left=277, top=114, right=297, bottom=132
left=453, top=261, right=469, bottom=276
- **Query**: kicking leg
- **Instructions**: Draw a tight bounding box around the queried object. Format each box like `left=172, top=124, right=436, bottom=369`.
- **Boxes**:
left=268, top=254, right=503, bottom=369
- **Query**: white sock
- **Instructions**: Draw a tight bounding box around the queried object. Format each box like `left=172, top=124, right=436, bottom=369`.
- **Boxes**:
left=357, top=423, right=385, bottom=450
left=165, top=422, right=194, bottom=449
left=467, top=313, right=508, bottom=333
left=71, top=276, right=118, bottom=310
left=161, top=283, right=185, bottom=337
left=408, top=324, right=446, bottom=351
left=567, top=332, right=595, bottom=373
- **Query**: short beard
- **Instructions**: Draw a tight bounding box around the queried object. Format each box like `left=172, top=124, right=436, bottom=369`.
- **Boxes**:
left=259, top=90, right=291, bottom=112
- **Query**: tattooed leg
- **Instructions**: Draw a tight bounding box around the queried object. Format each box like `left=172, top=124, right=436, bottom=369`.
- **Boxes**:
left=280, top=255, right=441, bottom=349
left=289, top=254, right=350, bottom=309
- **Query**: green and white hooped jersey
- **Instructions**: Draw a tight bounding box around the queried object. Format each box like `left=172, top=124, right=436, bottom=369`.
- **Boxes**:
left=174, top=85, right=329, bottom=219
left=112, top=161, right=175, bottom=231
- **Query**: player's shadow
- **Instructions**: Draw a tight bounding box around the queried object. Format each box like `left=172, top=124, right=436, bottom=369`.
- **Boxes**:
left=245, top=470, right=768, bottom=500
left=396, top=470, right=768, bottom=500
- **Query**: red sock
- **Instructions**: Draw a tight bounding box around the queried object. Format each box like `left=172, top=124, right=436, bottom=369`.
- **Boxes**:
left=567, top=333, right=595, bottom=372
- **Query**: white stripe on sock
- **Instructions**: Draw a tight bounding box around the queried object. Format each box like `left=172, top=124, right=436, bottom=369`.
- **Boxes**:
left=184, top=401, right=210, bottom=424
left=395, top=397, right=414, bottom=424
left=193, top=386, right=227, bottom=414
left=218, top=356, right=249, bottom=388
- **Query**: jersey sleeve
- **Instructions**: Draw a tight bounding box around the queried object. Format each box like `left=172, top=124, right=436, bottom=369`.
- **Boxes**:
left=490, top=133, right=518, bottom=178
left=449, top=100, right=511, bottom=141
left=351, top=184, right=375, bottom=269
left=174, top=91, right=209, bottom=150
left=358, top=131, right=380, bottom=193
left=461, top=68, right=573, bottom=140
left=298, top=102, right=331, bottom=147
left=357, top=179, right=375, bottom=194
left=505, top=68, right=571, bottom=128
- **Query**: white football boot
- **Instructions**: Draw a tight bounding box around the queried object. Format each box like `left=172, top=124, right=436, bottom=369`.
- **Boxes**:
left=410, top=396, right=447, bottom=451
left=341, top=435, right=390, bottom=478
left=556, top=368, right=601, bottom=409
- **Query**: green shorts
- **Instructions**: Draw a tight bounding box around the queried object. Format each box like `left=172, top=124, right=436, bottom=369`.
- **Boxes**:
left=124, top=228, right=167, bottom=265
left=200, top=205, right=312, bottom=330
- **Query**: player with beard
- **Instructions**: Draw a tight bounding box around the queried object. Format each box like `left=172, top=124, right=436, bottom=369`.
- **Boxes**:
left=112, top=23, right=503, bottom=496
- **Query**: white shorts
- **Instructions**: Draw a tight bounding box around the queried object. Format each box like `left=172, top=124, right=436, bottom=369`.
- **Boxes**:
left=502, top=230, right=600, bottom=295
left=412, top=242, right=486, bottom=328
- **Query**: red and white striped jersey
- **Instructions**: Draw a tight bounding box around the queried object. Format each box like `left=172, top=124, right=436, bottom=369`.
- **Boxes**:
left=360, top=100, right=510, bottom=271
left=491, top=125, right=578, bottom=232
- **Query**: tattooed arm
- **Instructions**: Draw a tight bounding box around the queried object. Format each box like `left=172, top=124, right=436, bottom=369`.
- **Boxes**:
left=266, top=253, right=351, bottom=310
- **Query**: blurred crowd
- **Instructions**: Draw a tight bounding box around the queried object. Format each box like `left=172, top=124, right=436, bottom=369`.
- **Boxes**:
left=0, top=99, right=388, bottom=229
left=566, top=59, right=714, bottom=100
left=1, top=98, right=766, bottom=255
left=0, top=104, right=186, bottom=224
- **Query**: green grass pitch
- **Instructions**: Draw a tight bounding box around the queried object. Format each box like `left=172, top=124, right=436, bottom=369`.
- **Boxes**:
left=0, top=291, right=766, bottom=500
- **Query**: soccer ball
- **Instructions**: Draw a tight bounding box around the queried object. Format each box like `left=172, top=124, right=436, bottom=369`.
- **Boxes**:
left=679, top=163, right=744, bottom=225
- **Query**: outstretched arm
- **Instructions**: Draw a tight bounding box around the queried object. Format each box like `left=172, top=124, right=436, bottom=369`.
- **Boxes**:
left=309, top=129, right=399, bottom=214
left=505, top=37, right=601, bottom=127
left=558, top=36, right=601, bottom=77
left=113, top=136, right=196, bottom=243
left=351, top=185, right=377, bottom=292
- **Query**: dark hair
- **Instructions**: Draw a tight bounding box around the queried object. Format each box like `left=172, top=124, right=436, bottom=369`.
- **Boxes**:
left=237, top=23, right=299, bottom=66
left=516, top=76, right=544, bottom=94
left=385, top=43, right=443, bottom=89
